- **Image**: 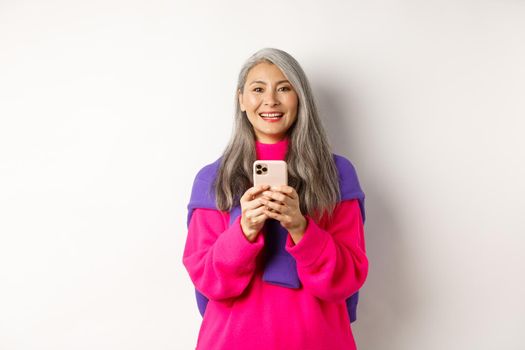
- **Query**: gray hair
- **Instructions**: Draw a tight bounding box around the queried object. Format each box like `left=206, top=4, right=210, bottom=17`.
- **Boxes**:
left=214, top=47, right=340, bottom=222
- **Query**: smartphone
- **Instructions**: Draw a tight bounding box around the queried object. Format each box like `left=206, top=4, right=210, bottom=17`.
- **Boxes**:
left=253, top=160, right=288, bottom=198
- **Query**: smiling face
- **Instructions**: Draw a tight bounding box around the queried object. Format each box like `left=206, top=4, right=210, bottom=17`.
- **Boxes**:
left=238, top=62, right=299, bottom=144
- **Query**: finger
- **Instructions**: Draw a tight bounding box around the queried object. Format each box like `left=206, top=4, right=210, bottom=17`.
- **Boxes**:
left=261, top=197, right=287, bottom=214
left=243, top=197, right=266, bottom=211
left=245, top=205, right=267, bottom=219
left=241, top=185, right=271, bottom=202
left=263, top=208, right=284, bottom=222
left=264, top=191, right=296, bottom=210
left=262, top=190, right=288, bottom=204
left=252, top=211, right=269, bottom=224
left=269, top=186, right=297, bottom=200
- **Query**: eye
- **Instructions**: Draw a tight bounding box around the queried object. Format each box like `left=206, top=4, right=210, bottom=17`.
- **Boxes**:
left=279, top=86, right=291, bottom=91
left=253, top=87, right=263, bottom=92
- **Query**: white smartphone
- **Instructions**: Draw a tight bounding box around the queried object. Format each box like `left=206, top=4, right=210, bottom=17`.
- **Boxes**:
left=253, top=160, right=288, bottom=190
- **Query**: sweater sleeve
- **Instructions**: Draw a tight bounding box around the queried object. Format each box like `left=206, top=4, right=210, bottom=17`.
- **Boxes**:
left=285, top=199, right=368, bottom=303
left=182, top=208, right=265, bottom=301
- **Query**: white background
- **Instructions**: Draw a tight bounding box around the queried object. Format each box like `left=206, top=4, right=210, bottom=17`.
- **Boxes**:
left=1, top=0, right=524, bottom=349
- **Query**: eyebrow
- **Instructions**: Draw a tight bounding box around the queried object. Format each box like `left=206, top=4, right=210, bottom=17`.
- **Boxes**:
left=248, top=79, right=291, bottom=85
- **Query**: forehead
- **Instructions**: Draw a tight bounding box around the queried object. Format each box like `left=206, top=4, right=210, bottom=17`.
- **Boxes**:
left=246, top=62, right=288, bottom=83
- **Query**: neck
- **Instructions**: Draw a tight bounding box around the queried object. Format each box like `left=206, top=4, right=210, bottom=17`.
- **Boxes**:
left=256, top=136, right=286, bottom=144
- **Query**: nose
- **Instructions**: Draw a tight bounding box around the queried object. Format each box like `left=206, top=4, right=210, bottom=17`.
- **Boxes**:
left=263, top=89, right=280, bottom=106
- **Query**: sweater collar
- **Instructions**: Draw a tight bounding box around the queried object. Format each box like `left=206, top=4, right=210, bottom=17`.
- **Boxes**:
left=255, top=137, right=289, bottom=160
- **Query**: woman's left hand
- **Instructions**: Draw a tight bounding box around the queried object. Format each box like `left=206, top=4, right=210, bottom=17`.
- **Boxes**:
left=260, top=185, right=308, bottom=241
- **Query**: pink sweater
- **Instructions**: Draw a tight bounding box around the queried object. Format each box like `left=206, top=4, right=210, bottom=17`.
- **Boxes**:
left=183, top=137, right=368, bottom=350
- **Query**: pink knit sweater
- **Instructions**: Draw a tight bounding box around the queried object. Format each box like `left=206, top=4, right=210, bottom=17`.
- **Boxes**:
left=183, top=137, right=368, bottom=350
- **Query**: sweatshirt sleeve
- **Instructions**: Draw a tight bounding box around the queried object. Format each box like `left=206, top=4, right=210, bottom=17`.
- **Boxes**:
left=285, top=199, right=368, bottom=303
left=182, top=208, right=265, bottom=301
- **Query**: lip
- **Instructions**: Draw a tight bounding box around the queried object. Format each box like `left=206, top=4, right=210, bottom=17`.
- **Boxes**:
left=261, top=117, right=282, bottom=123
left=259, top=111, right=283, bottom=114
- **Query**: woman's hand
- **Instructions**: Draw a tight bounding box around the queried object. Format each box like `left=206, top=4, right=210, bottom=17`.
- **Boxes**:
left=240, top=184, right=271, bottom=242
left=260, top=185, right=308, bottom=244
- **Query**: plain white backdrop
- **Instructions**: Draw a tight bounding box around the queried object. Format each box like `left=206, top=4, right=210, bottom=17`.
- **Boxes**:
left=1, top=0, right=524, bottom=349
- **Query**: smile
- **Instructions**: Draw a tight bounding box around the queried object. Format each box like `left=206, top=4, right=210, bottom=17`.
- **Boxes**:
left=259, top=112, right=284, bottom=121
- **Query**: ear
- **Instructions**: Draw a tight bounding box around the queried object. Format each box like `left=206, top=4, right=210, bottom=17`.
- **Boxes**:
left=238, top=89, right=245, bottom=112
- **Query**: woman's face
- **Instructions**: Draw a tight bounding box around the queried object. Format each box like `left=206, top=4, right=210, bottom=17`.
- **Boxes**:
left=238, top=62, right=299, bottom=144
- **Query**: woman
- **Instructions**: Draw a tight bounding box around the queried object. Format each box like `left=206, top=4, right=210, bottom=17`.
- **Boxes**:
left=183, top=48, right=368, bottom=350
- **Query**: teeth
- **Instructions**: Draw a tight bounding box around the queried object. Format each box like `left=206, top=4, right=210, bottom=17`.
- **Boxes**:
left=260, top=113, right=283, bottom=117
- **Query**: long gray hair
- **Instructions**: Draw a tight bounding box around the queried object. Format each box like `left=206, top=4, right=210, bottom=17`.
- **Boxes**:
left=214, top=47, right=340, bottom=222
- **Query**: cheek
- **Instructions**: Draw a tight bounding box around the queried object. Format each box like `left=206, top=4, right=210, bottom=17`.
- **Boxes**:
left=285, top=92, right=298, bottom=105
left=245, top=94, right=261, bottom=108
left=285, top=95, right=299, bottom=114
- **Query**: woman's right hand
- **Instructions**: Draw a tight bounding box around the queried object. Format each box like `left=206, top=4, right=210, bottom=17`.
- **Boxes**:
left=240, top=184, right=271, bottom=242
